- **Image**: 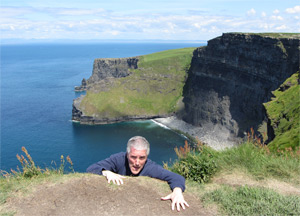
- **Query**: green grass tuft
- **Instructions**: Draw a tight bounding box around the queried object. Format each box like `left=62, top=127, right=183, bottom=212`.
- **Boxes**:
left=214, top=142, right=300, bottom=183
left=204, top=185, right=300, bottom=215
left=264, top=71, right=300, bottom=151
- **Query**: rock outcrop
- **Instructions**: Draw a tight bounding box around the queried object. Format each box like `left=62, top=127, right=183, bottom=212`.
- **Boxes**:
left=182, top=33, right=300, bottom=141
left=72, top=57, right=140, bottom=123
left=88, top=57, right=139, bottom=83
left=74, top=57, right=139, bottom=92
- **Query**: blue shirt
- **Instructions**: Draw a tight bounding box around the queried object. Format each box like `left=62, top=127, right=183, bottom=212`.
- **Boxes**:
left=86, top=152, right=185, bottom=191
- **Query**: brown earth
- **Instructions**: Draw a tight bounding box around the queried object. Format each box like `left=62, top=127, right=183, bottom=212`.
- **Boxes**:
left=3, top=171, right=299, bottom=216
left=3, top=175, right=217, bottom=216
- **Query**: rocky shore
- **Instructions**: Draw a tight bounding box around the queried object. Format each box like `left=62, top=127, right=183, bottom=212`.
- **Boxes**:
left=153, top=116, right=240, bottom=150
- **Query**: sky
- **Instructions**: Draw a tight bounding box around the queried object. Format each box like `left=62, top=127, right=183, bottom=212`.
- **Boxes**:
left=0, top=0, right=299, bottom=42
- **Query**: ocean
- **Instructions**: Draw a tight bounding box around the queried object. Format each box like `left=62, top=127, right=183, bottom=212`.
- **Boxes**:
left=0, top=42, right=203, bottom=172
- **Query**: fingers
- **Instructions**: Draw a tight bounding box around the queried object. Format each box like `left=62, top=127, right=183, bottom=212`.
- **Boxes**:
left=174, top=201, right=189, bottom=211
left=180, top=201, right=189, bottom=210
left=160, top=194, right=171, bottom=200
left=110, top=176, right=124, bottom=185
left=176, top=202, right=180, bottom=211
left=105, top=172, right=125, bottom=185
left=172, top=198, right=189, bottom=211
left=172, top=199, right=176, bottom=211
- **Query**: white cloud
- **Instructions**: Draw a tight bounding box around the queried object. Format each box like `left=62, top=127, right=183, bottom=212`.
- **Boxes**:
left=56, top=8, right=106, bottom=16
left=271, top=15, right=283, bottom=21
left=0, top=4, right=299, bottom=41
left=247, top=8, right=256, bottom=16
left=275, top=25, right=286, bottom=30
left=285, top=5, right=300, bottom=14
left=0, top=6, right=33, bottom=18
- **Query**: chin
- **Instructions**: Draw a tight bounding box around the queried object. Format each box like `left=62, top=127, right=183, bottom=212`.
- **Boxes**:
left=130, top=168, right=140, bottom=175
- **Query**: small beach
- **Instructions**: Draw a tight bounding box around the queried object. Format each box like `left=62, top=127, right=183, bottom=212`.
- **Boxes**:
left=153, top=116, right=240, bottom=150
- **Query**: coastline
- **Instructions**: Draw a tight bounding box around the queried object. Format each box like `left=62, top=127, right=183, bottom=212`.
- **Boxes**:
left=153, top=116, right=240, bottom=150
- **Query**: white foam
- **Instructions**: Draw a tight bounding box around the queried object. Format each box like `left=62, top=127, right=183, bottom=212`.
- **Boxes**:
left=151, top=119, right=171, bottom=130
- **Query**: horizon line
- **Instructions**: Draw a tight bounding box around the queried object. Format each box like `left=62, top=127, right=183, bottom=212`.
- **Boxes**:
left=1, top=38, right=208, bottom=45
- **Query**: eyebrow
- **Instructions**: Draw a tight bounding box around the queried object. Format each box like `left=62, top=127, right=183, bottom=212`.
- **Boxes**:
left=130, top=155, right=146, bottom=159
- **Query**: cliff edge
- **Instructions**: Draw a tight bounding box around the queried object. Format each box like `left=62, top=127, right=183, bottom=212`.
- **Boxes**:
left=182, top=33, right=300, bottom=143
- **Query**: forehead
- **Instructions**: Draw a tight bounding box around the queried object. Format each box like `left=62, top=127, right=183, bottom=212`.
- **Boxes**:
left=129, top=147, right=147, bottom=156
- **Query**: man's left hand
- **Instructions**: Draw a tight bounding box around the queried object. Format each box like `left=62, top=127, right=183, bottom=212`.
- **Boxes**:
left=161, top=187, right=189, bottom=211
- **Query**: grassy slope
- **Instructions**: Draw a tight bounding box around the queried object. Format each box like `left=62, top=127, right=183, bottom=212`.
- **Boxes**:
left=1, top=143, right=299, bottom=215
left=230, top=32, right=300, bottom=38
left=80, top=47, right=195, bottom=118
left=264, top=71, right=300, bottom=151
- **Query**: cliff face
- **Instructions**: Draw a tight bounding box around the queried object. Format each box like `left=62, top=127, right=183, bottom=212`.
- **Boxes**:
left=182, top=33, right=300, bottom=140
left=88, top=57, right=139, bottom=83
left=75, top=57, right=139, bottom=91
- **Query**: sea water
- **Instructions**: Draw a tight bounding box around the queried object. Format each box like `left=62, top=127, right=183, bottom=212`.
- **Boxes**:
left=0, top=42, right=203, bottom=172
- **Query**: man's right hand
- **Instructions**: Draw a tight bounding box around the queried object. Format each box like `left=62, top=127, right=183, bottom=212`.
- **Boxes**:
left=102, top=170, right=126, bottom=185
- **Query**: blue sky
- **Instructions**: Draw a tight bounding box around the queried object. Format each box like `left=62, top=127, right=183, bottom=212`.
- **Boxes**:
left=1, top=0, right=299, bottom=41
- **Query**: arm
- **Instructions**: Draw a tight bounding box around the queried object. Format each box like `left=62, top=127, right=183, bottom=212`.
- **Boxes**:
left=141, top=161, right=189, bottom=211
left=143, top=160, right=186, bottom=192
left=86, top=152, right=126, bottom=185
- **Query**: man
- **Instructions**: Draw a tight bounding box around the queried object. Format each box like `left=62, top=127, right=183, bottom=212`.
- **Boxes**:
left=87, top=136, right=189, bottom=211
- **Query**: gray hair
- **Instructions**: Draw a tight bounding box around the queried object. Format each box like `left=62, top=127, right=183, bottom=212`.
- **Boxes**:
left=126, top=136, right=150, bottom=155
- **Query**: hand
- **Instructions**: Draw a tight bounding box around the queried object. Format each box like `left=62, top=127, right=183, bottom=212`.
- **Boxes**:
left=161, top=187, right=189, bottom=211
left=102, top=170, right=126, bottom=185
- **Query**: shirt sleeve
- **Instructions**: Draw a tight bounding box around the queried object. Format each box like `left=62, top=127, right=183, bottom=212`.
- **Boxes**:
left=86, top=152, right=124, bottom=175
left=143, top=160, right=186, bottom=192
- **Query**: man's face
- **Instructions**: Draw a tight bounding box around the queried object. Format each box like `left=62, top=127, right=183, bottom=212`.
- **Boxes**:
left=127, top=147, right=147, bottom=175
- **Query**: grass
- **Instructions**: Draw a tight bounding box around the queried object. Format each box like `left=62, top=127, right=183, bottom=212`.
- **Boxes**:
left=166, top=137, right=300, bottom=215
left=167, top=137, right=300, bottom=185
left=1, top=139, right=300, bottom=215
left=264, top=71, right=300, bottom=151
left=204, top=185, right=300, bottom=215
left=229, top=32, right=300, bottom=38
left=0, top=147, right=75, bottom=207
left=214, top=142, right=300, bottom=183
left=80, top=47, right=196, bottom=118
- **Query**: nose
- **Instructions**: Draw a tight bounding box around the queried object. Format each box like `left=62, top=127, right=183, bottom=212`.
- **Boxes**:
left=135, top=159, right=140, bottom=166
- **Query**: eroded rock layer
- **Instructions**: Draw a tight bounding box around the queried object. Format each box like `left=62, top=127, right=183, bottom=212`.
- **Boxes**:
left=182, top=33, right=300, bottom=139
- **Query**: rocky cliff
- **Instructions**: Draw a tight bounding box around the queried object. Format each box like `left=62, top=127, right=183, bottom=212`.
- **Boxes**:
left=72, top=48, right=194, bottom=124
left=72, top=33, right=299, bottom=147
left=182, top=33, right=300, bottom=142
left=75, top=57, right=139, bottom=91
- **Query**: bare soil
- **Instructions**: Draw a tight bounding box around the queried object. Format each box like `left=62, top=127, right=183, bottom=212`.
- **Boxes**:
left=4, top=171, right=299, bottom=216
left=4, top=175, right=217, bottom=216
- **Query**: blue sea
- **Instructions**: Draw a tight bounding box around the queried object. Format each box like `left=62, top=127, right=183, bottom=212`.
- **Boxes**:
left=0, top=42, right=203, bottom=172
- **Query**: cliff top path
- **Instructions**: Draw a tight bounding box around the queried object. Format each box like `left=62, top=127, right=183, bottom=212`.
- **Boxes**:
left=3, top=174, right=217, bottom=216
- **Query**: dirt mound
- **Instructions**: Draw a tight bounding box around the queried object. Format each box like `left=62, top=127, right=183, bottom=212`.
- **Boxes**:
left=5, top=175, right=217, bottom=216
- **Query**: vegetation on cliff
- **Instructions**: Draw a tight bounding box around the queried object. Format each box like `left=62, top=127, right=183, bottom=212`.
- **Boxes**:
left=230, top=32, right=300, bottom=39
left=80, top=47, right=195, bottom=118
left=1, top=139, right=300, bottom=215
left=165, top=138, right=300, bottom=215
left=264, top=71, right=300, bottom=151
